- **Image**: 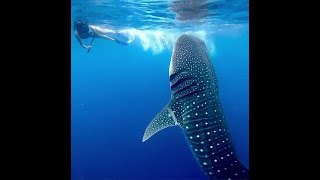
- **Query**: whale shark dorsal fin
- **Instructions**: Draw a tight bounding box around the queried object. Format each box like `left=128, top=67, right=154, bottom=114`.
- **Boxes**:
left=142, top=100, right=179, bottom=142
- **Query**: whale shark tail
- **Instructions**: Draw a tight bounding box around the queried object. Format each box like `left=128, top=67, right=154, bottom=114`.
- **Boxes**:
left=142, top=99, right=179, bottom=142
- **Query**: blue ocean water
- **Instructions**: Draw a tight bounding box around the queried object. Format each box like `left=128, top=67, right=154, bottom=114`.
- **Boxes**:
left=71, top=0, right=248, bottom=179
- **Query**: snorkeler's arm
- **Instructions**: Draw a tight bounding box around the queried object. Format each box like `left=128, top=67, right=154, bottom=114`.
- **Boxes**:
left=75, top=30, right=90, bottom=49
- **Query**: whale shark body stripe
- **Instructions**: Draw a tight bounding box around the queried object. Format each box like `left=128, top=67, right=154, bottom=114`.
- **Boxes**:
left=142, top=34, right=249, bottom=180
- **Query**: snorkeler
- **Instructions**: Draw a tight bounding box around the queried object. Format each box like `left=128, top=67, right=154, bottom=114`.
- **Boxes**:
left=73, top=20, right=135, bottom=52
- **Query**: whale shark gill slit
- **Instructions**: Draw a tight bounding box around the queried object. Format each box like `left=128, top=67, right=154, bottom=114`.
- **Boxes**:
left=175, top=86, right=201, bottom=100
left=170, top=71, right=193, bottom=85
left=170, top=77, right=193, bottom=90
left=171, top=79, right=197, bottom=95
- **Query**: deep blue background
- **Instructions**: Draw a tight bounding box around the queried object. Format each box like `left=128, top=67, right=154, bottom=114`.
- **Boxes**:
left=71, top=29, right=248, bottom=179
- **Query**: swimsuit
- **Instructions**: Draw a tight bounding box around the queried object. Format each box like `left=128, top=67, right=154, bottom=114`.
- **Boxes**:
left=78, top=27, right=93, bottom=39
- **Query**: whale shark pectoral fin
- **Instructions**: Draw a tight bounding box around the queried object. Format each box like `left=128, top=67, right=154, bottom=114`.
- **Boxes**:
left=142, top=101, right=179, bottom=142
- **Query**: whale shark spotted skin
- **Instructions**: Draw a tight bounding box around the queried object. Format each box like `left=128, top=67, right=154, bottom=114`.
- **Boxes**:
left=142, top=34, right=249, bottom=180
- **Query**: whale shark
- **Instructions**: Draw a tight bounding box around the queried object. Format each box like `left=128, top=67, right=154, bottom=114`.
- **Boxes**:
left=142, top=34, right=249, bottom=180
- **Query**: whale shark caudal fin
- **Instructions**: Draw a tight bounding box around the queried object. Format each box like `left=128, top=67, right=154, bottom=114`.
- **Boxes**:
left=142, top=100, right=179, bottom=142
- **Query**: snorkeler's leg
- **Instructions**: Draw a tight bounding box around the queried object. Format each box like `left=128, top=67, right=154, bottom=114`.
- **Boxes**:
left=114, top=39, right=129, bottom=46
left=114, top=30, right=135, bottom=45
